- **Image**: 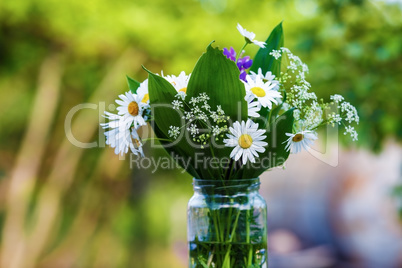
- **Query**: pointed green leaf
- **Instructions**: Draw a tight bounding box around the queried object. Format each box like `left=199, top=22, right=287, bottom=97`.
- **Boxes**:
left=126, top=75, right=141, bottom=94
left=146, top=70, right=180, bottom=136
left=145, top=68, right=214, bottom=179
left=152, top=122, right=200, bottom=178
left=185, top=43, right=248, bottom=179
left=250, top=22, right=284, bottom=77
left=187, top=43, right=247, bottom=122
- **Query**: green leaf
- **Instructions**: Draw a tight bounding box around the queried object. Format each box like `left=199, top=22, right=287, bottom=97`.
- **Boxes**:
left=152, top=122, right=200, bottom=178
left=145, top=67, right=181, bottom=136
left=187, top=43, right=247, bottom=122
left=185, top=43, right=248, bottom=179
left=250, top=22, right=284, bottom=78
left=236, top=108, right=294, bottom=179
left=145, top=42, right=257, bottom=179
left=145, top=67, right=213, bottom=179
left=126, top=75, right=141, bottom=94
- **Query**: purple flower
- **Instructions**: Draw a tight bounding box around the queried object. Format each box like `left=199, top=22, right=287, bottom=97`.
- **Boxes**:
left=223, top=47, right=236, bottom=61
left=237, top=56, right=252, bottom=70
left=239, top=70, right=247, bottom=81
left=223, top=47, right=253, bottom=82
left=237, top=56, right=253, bottom=82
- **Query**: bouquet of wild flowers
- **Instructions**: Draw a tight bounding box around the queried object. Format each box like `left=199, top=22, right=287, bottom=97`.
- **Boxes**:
left=101, top=23, right=359, bottom=267
left=101, top=23, right=358, bottom=179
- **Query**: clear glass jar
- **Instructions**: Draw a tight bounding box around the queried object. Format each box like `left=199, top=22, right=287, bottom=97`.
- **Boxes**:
left=187, top=178, right=267, bottom=268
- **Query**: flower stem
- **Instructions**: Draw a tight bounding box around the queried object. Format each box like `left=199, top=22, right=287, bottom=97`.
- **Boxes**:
left=236, top=42, right=248, bottom=63
left=246, top=208, right=253, bottom=266
left=225, top=159, right=234, bottom=180
left=222, top=210, right=241, bottom=267
left=210, top=145, right=224, bottom=179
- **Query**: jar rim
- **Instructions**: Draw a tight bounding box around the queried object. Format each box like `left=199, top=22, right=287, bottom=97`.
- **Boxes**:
left=192, top=178, right=260, bottom=193
left=193, top=178, right=259, bottom=184
left=193, top=177, right=259, bottom=182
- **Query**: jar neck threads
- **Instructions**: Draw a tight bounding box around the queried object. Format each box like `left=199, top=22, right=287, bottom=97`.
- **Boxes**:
left=193, top=178, right=260, bottom=195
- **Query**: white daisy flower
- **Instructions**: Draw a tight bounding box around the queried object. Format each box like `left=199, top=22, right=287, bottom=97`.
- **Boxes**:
left=243, top=75, right=282, bottom=109
left=237, top=24, right=266, bottom=48
left=104, top=127, right=132, bottom=156
left=100, top=111, right=124, bottom=129
left=104, top=127, right=144, bottom=157
left=165, top=71, right=191, bottom=99
left=224, top=119, right=267, bottom=165
left=130, top=128, right=144, bottom=157
left=136, top=79, right=149, bottom=104
left=116, top=91, right=148, bottom=130
left=285, top=130, right=318, bottom=154
left=245, top=93, right=261, bottom=118
left=249, top=68, right=280, bottom=90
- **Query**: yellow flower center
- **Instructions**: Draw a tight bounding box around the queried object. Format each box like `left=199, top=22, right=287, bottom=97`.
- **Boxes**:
left=133, top=138, right=141, bottom=148
left=250, top=87, right=266, bottom=97
left=179, top=87, right=187, bottom=93
left=141, top=94, right=149, bottom=103
left=238, top=134, right=253, bottom=149
left=292, top=133, right=303, bottom=142
left=128, top=101, right=139, bottom=116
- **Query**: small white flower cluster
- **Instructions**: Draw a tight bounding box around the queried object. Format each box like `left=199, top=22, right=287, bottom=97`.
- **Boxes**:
left=327, top=113, right=342, bottom=125
left=330, top=94, right=344, bottom=103
left=340, top=101, right=359, bottom=124
left=330, top=96, right=359, bottom=140
left=168, top=92, right=230, bottom=147
left=210, top=106, right=228, bottom=125
left=325, top=94, right=359, bottom=141
left=187, top=123, right=199, bottom=137
left=168, top=126, right=180, bottom=139
left=302, top=101, right=324, bottom=129
left=268, top=47, right=359, bottom=154
left=278, top=48, right=315, bottom=110
left=344, top=125, right=358, bottom=141
left=172, top=99, right=183, bottom=110
left=269, top=49, right=281, bottom=60
left=281, top=47, right=309, bottom=75
left=276, top=48, right=323, bottom=136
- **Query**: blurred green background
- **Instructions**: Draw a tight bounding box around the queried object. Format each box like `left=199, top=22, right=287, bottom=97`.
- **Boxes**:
left=0, top=0, right=401, bottom=267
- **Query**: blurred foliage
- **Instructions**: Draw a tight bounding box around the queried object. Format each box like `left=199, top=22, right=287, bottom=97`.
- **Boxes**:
left=0, top=0, right=401, bottom=267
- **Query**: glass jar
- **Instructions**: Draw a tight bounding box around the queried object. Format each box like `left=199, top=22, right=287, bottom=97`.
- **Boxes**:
left=187, top=178, right=267, bottom=268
